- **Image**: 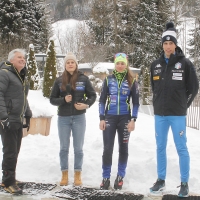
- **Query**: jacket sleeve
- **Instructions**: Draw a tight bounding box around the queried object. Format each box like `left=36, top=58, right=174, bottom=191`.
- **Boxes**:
left=150, top=62, right=155, bottom=92
left=84, top=77, right=96, bottom=107
left=24, top=80, right=32, bottom=118
left=131, top=80, right=140, bottom=119
left=0, top=70, right=9, bottom=120
left=185, top=59, right=199, bottom=108
left=99, top=78, right=108, bottom=120
left=24, top=100, right=32, bottom=118
left=49, top=79, right=66, bottom=106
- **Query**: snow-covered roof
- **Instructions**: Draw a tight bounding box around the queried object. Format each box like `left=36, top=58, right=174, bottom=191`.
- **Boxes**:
left=79, top=62, right=141, bottom=74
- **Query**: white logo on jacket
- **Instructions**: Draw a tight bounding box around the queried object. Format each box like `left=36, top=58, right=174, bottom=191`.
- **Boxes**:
left=175, top=62, right=182, bottom=69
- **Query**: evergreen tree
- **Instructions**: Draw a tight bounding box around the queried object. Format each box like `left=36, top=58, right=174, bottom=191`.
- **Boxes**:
left=188, top=1, right=200, bottom=80
left=0, top=0, right=51, bottom=60
left=0, top=0, right=25, bottom=57
left=87, top=0, right=112, bottom=45
left=86, top=0, right=138, bottom=62
left=26, top=44, right=40, bottom=90
left=131, top=0, right=162, bottom=104
left=43, top=40, right=57, bottom=98
left=21, top=0, right=52, bottom=53
left=155, top=0, right=173, bottom=54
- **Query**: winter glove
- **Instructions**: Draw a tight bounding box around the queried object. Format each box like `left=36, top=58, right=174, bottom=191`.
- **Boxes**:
left=23, top=117, right=30, bottom=132
left=0, top=118, right=10, bottom=130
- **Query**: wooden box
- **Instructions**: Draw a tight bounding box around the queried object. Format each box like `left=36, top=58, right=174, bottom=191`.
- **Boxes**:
left=23, top=117, right=52, bottom=137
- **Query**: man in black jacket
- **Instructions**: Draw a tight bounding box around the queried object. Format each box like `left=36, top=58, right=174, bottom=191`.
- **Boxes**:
left=0, top=49, right=32, bottom=194
left=149, top=22, right=199, bottom=197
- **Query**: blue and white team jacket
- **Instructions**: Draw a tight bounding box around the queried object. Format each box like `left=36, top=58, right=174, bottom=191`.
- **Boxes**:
left=99, top=74, right=139, bottom=120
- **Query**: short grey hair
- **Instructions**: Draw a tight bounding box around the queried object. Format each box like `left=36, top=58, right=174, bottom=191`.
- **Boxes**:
left=8, top=49, right=26, bottom=61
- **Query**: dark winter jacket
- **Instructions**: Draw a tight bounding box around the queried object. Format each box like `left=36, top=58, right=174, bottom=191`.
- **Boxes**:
left=0, top=61, right=32, bottom=123
left=99, top=74, right=140, bottom=120
left=50, top=71, right=96, bottom=116
left=150, top=46, right=199, bottom=116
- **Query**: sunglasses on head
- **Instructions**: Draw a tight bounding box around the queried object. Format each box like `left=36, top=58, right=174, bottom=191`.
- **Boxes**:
left=114, top=53, right=128, bottom=58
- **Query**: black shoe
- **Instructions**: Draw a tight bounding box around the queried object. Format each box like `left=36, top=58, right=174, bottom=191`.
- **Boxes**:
left=114, top=175, right=123, bottom=190
left=100, top=178, right=110, bottom=190
left=4, top=184, right=22, bottom=195
left=178, top=182, right=189, bottom=197
left=150, top=179, right=165, bottom=193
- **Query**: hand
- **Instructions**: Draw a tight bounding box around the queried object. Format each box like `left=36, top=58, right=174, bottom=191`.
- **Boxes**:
left=99, top=120, right=106, bottom=130
left=0, top=118, right=10, bottom=130
left=23, top=117, right=30, bottom=131
left=65, top=95, right=72, bottom=103
left=74, top=103, right=88, bottom=110
left=127, top=120, right=135, bottom=132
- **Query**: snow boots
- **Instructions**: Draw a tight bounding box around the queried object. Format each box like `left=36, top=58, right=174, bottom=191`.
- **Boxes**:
left=74, top=171, right=82, bottom=186
left=60, top=170, right=68, bottom=186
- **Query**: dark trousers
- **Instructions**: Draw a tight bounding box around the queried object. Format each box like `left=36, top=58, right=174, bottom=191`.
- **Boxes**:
left=102, top=114, right=130, bottom=178
left=0, top=122, right=23, bottom=187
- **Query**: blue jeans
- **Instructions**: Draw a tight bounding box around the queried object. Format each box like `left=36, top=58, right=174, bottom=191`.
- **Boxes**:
left=58, top=114, right=86, bottom=171
left=155, top=115, right=189, bottom=182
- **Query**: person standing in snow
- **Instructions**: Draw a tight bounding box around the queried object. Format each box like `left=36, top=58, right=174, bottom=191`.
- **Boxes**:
left=50, top=52, right=96, bottom=187
left=0, top=49, right=32, bottom=195
left=99, top=53, right=139, bottom=190
left=149, top=22, right=199, bottom=197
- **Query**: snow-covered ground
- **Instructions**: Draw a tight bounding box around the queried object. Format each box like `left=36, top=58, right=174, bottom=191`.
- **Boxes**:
left=0, top=90, right=199, bottom=199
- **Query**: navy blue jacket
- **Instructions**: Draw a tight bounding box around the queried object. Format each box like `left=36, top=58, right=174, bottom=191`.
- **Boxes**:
left=150, top=47, right=199, bottom=116
left=99, top=74, right=139, bottom=120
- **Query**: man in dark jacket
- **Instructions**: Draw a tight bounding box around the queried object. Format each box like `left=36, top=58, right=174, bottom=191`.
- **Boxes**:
left=149, top=22, right=199, bottom=197
left=0, top=49, right=32, bottom=194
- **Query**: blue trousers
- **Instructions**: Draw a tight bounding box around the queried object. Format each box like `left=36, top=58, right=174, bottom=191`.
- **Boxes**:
left=154, top=115, right=189, bottom=182
left=102, top=114, right=130, bottom=178
left=57, top=114, right=86, bottom=171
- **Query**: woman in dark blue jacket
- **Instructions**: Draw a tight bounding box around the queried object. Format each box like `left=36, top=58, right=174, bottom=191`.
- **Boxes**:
left=99, top=53, right=139, bottom=190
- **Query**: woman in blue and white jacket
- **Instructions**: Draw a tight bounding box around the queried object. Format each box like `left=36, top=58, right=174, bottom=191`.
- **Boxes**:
left=99, top=53, right=139, bottom=190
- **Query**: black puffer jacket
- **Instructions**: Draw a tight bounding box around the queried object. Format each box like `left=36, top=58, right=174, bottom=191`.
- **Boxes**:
left=50, top=71, right=96, bottom=116
left=0, top=61, right=32, bottom=123
left=150, top=47, right=199, bottom=116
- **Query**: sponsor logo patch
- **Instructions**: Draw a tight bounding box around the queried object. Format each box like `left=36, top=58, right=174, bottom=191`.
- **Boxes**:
left=175, top=62, right=182, bottom=69
left=155, top=64, right=162, bottom=68
left=172, top=76, right=182, bottom=80
left=154, top=69, right=161, bottom=75
left=173, top=73, right=182, bottom=76
left=153, top=76, right=160, bottom=80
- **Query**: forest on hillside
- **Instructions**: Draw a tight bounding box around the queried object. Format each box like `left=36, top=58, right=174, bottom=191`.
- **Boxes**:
left=46, top=0, right=198, bottom=22
left=46, top=0, right=91, bottom=21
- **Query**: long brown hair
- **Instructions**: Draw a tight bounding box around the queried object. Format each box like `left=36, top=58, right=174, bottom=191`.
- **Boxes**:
left=61, top=67, right=78, bottom=91
left=127, top=67, right=134, bottom=88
